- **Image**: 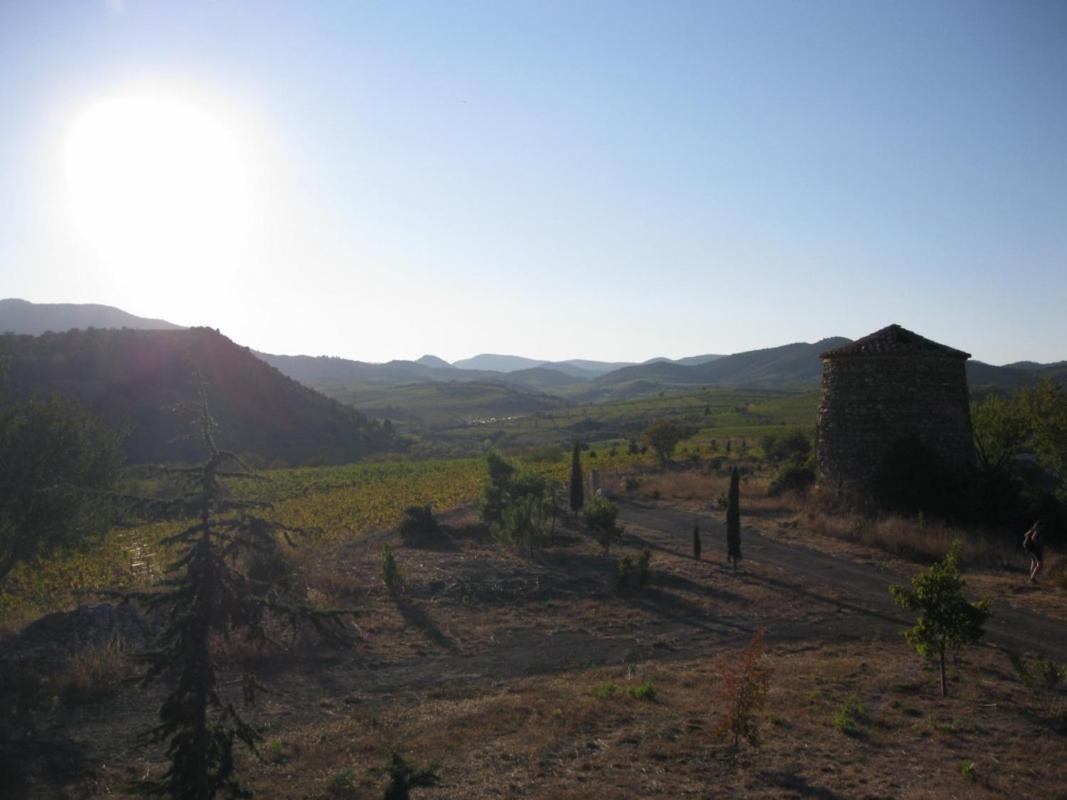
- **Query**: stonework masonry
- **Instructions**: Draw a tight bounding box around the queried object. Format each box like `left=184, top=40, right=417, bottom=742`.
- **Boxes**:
left=815, top=325, right=975, bottom=500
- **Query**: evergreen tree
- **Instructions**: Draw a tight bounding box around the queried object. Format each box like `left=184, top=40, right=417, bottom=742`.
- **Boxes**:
left=569, top=441, right=584, bottom=514
left=726, top=467, right=741, bottom=569
left=693, top=521, right=701, bottom=561
left=138, top=391, right=347, bottom=799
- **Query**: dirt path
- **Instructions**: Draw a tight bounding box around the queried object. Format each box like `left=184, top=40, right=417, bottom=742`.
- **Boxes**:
left=619, top=502, right=1067, bottom=662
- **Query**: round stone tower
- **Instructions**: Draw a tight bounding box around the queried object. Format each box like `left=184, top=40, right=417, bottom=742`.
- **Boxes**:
left=815, top=324, right=975, bottom=499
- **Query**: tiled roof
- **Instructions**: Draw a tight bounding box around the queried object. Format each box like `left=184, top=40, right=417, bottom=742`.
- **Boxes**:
left=821, top=324, right=970, bottom=360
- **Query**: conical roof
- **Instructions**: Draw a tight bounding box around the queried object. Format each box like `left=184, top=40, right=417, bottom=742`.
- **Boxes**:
left=820, top=324, right=970, bottom=360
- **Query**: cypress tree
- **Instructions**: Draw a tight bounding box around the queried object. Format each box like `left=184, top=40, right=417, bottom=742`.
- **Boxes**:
left=693, top=521, right=702, bottom=561
left=726, top=467, right=741, bottom=570
left=569, top=441, right=584, bottom=514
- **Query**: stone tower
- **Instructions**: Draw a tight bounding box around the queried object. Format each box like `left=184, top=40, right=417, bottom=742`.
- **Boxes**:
left=815, top=324, right=974, bottom=499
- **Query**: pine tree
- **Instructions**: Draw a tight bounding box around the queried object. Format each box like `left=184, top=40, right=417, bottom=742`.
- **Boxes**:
left=693, top=521, right=701, bottom=561
left=569, top=441, right=584, bottom=514
left=726, top=467, right=741, bottom=570
left=138, top=390, right=348, bottom=799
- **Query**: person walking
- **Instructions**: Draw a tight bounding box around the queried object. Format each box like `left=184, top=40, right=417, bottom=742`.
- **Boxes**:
left=1023, top=521, right=1044, bottom=583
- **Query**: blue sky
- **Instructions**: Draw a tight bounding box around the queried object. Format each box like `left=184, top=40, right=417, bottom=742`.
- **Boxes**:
left=1, top=1, right=1065, bottom=364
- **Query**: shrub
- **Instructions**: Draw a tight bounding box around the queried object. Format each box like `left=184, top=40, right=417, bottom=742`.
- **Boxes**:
left=714, top=628, right=771, bottom=750
left=616, top=549, right=651, bottom=594
left=593, top=681, right=619, bottom=698
left=55, top=637, right=132, bottom=706
left=1034, top=656, right=1066, bottom=689
left=767, top=455, right=815, bottom=497
left=381, top=544, right=405, bottom=593
left=833, top=694, right=866, bottom=735
left=383, top=752, right=440, bottom=800
left=642, top=420, right=687, bottom=465
left=760, top=431, right=811, bottom=465
left=585, top=496, right=623, bottom=553
left=397, top=504, right=446, bottom=547
left=327, top=768, right=358, bottom=799
left=480, top=453, right=556, bottom=553
left=628, top=681, right=657, bottom=701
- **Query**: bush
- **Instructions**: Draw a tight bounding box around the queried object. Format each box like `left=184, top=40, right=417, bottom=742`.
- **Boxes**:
left=480, top=453, right=556, bottom=553
left=760, top=431, right=811, bottom=465
left=615, top=549, right=651, bottom=594
left=767, top=454, right=816, bottom=497
left=714, top=628, right=771, bottom=750
left=833, top=694, right=866, bottom=735
left=397, top=504, right=446, bottom=547
left=383, top=752, right=440, bottom=800
left=381, top=544, right=405, bottom=593
left=628, top=681, right=657, bottom=700
left=585, top=496, right=623, bottom=552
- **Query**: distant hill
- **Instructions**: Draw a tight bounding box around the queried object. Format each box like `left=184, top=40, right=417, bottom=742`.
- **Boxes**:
left=416, top=354, right=453, bottom=369
left=0, top=298, right=182, bottom=335
left=672, top=353, right=725, bottom=367
left=256, top=352, right=504, bottom=390
left=585, top=338, right=850, bottom=399
left=0, top=328, right=393, bottom=464
left=452, top=354, right=547, bottom=372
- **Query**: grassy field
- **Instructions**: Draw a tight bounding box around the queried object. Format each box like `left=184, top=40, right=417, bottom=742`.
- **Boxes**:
left=415, top=387, right=818, bottom=457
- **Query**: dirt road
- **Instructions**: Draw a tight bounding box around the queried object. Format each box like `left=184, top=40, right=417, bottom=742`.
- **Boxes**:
left=620, top=502, right=1067, bottom=662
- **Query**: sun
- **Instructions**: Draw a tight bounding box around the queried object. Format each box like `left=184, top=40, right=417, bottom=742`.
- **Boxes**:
left=65, top=94, right=250, bottom=307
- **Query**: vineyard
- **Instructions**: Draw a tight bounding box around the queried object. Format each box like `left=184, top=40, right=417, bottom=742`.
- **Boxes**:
left=0, top=449, right=654, bottom=624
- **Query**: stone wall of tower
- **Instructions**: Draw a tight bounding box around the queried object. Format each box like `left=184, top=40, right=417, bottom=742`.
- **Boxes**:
left=815, top=355, right=974, bottom=498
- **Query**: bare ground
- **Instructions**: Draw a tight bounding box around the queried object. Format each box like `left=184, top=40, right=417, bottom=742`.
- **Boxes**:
left=7, top=500, right=1067, bottom=799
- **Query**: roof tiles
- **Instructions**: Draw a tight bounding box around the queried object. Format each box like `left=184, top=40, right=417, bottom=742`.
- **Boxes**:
left=820, top=324, right=970, bottom=360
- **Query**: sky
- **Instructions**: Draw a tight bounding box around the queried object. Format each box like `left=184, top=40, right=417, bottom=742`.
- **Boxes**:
left=1, top=1, right=1065, bottom=365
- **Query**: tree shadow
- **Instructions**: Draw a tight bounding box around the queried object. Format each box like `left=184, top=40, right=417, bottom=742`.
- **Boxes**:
left=393, top=596, right=461, bottom=654
left=758, top=770, right=845, bottom=799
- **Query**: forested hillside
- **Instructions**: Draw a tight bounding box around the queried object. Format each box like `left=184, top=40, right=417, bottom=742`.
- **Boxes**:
left=0, top=327, right=394, bottom=464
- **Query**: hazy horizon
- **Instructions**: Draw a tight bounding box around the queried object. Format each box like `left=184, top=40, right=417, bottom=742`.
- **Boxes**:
left=3, top=1, right=1065, bottom=365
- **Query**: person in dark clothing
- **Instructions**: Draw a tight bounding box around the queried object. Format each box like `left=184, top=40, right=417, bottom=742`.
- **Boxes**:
left=1023, top=521, right=1044, bottom=582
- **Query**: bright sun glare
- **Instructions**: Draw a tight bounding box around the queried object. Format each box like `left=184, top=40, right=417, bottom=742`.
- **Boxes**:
left=65, top=95, right=249, bottom=304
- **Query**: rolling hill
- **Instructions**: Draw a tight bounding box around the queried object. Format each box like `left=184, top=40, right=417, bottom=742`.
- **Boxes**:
left=0, top=298, right=183, bottom=335
left=0, top=328, right=393, bottom=464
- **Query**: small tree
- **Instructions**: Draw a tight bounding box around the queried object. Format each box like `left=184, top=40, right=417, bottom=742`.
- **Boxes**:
left=138, top=391, right=347, bottom=798
left=569, top=441, right=584, bottom=514
left=584, top=496, right=623, bottom=553
left=715, top=627, right=771, bottom=751
left=480, top=454, right=554, bottom=553
left=726, top=467, right=741, bottom=569
left=890, top=541, right=990, bottom=697
left=642, top=420, right=685, bottom=466
left=0, top=394, right=122, bottom=584
left=693, top=521, right=702, bottom=561
left=380, top=544, right=405, bottom=593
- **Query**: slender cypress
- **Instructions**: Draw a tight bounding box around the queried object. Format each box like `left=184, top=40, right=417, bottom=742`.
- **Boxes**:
left=726, top=467, right=741, bottom=570
left=569, top=441, right=584, bottom=514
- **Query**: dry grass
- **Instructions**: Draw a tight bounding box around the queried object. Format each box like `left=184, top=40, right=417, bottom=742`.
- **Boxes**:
left=53, top=636, right=136, bottom=706
left=798, top=503, right=1018, bottom=568
left=607, top=466, right=788, bottom=515
left=15, top=490, right=1067, bottom=798
left=208, top=643, right=1067, bottom=799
